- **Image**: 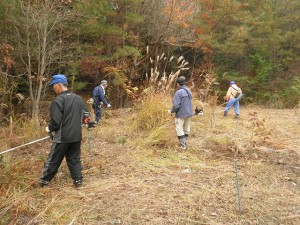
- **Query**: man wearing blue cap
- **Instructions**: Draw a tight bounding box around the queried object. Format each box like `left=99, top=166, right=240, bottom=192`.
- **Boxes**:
left=39, top=74, right=90, bottom=188
left=91, top=80, right=111, bottom=123
left=224, top=81, right=242, bottom=118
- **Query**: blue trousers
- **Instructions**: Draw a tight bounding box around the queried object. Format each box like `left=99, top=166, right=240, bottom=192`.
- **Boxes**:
left=224, top=98, right=240, bottom=116
left=92, top=105, right=102, bottom=122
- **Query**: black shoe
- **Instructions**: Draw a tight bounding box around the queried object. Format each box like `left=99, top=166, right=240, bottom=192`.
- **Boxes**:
left=39, top=179, right=49, bottom=188
left=235, top=114, right=239, bottom=119
left=224, top=112, right=228, bottom=117
left=73, top=179, right=83, bottom=188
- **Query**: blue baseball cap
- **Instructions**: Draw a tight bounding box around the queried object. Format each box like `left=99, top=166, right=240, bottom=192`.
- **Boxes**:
left=49, top=74, right=68, bottom=86
left=230, top=81, right=235, bottom=85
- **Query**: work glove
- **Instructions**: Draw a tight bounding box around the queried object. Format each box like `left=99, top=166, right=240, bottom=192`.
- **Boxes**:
left=45, top=126, right=50, bottom=133
left=45, top=126, right=55, bottom=139
left=195, top=107, right=204, bottom=116
left=107, top=104, right=111, bottom=108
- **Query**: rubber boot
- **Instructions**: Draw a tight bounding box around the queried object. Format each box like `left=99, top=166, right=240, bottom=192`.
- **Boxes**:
left=184, top=134, right=189, bottom=149
left=179, top=137, right=187, bottom=150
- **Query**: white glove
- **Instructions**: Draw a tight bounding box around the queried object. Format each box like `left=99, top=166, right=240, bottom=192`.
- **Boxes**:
left=198, top=111, right=204, bottom=116
left=107, top=104, right=111, bottom=108
left=168, top=109, right=172, bottom=114
left=45, top=126, right=50, bottom=133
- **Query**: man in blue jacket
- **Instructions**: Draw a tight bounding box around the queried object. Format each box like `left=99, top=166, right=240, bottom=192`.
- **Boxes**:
left=40, top=74, right=90, bottom=188
left=168, top=76, right=193, bottom=150
left=92, top=80, right=111, bottom=123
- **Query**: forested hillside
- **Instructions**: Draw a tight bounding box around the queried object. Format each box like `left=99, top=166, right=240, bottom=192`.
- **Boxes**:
left=0, top=0, right=299, bottom=124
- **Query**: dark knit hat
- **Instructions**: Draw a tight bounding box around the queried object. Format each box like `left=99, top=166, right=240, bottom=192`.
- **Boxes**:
left=176, top=76, right=186, bottom=85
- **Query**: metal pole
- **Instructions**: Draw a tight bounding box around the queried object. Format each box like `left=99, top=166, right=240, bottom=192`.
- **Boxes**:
left=234, top=159, right=243, bottom=219
left=0, top=136, right=50, bottom=155
left=87, top=128, right=93, bottom=161
left=235, top=117, right=239, bottom=134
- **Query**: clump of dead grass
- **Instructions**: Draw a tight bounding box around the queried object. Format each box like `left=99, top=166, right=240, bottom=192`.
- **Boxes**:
left=133, top=124, right=177, bottom=150
left=129, top=92, right=178, bottom=150
left=0, top=116, right=50, bottom=193
left=205, top=135, right=235, bottom=151
left=133, top=93, right=171, bottom=132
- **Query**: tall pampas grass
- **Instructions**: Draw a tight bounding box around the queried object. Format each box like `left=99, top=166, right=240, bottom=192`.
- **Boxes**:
left=145, top=47, right=190, bottom=93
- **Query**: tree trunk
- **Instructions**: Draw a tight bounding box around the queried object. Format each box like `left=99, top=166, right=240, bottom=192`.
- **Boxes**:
left=31, top=99, right=40, bottom=127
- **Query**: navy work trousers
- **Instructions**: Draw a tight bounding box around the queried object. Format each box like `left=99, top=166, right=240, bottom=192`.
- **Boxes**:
left=92, top=104, right=102, bottom=122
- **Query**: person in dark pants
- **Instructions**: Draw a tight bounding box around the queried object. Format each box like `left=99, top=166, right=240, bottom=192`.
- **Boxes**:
left=39, top=74, right=90, bottom=188
left=168, top=76, right=193, bottom=150
left=91, top=80, right=111, bottom=123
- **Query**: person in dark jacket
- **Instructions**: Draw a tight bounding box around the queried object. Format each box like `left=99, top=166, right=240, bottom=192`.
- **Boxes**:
left=39, top=74, right=90, bottom=188
left=91, top=80, right=111, bottom=123
left=168, top=76, right=193, bottom=150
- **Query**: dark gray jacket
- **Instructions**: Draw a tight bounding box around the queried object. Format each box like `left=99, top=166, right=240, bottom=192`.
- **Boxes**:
left=171, top=85, right=193, bottom=118
left=48, top=91, right=89, bottom=143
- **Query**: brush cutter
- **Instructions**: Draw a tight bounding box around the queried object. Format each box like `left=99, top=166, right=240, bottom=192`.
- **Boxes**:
left=85, top=121, right=97, bottom=161
left=82, top=113, right=97, bottom=160
left=168, top=106, right=204, bottom=117
left=0, top=136, right=50, bottom=155
left=0, top=120, right=97, bottom=156
left=219, top=94, right=245, bottom=107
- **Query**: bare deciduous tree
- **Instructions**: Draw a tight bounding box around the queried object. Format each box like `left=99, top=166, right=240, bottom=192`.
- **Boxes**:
left=11, top=0, right=78, bottom=126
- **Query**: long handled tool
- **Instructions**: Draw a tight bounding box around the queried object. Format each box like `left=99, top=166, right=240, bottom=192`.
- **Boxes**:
left=0, top=136, right=50, bottom=155
left=87, top=127, right=93, bottom=161
left=1, top=120, right=96, bottom=157
left=234, top=159, right=243, bottom=219
left=218, top=94, right=245, bottom=107
left=83, top=121, right=97, bottom=161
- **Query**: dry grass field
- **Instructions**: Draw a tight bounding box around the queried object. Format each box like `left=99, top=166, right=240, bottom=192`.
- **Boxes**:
left=1, top=96, right=300, bottom=225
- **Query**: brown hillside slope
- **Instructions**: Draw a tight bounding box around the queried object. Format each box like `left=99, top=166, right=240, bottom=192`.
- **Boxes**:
left=0, top=106, right=300, bottom=225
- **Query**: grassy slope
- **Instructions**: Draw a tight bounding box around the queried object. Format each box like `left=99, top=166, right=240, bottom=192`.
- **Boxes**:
left=1, top=106, right=300, bottom=225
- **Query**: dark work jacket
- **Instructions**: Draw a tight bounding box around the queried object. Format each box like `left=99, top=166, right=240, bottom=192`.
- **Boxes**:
left=92, top=85, right=109, bottom=106
left=48, top=91, right=89, bottom=143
